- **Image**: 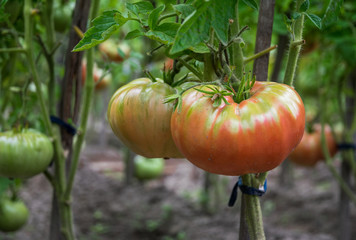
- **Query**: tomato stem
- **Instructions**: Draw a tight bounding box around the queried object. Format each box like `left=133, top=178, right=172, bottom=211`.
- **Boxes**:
left=239, top=174, right=266, bottom=240
left=244, top=45, right=278, bottom=64
left=283, top=0, right=305, bottom=86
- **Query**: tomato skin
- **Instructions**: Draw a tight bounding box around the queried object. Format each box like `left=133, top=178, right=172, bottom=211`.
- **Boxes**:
left=289, top=125, right=337, bottom=166
left=99, top=39, right=130, bottom=63
left=171, top=81, right=305, bottom=176
left=134, top=155, right=164, bottom=180
left=107, top=78, right=182, bottom=158
left=0, top=199, right=29, bottom=232
left=0, top=129, right=54, bottom=178
left=81, top=62, right=111, bottom=90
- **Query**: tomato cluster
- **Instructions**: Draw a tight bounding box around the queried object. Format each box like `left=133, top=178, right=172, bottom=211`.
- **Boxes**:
left=108, top=79, right=305, bottom=176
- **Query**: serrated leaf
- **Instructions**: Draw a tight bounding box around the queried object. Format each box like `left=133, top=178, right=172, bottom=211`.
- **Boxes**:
left=126, top=1, right=154, bottom=17
left=125, top=29, right=144, bottom=40
left=300, top=0, right=309, bottom=12
left=173, top=4, right=195, bottom=18
left=305, top=12, right=322, bottom=29
left=322, top=0, right=342, bottom=29
left=145, top=22, right=180, bottom=44
left=209, top=0, right=237, bottom=45
left=170, top=1, right=211, bottom=54
left=73, top=11, right=124, bottom=52
left=189, top=42, right=210, bottom=53
left=148, top=5, right=165, bottom=30
left=242, top=0, right=258, bottom=11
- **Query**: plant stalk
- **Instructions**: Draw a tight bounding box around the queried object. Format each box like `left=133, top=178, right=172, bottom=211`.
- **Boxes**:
left=283, top=0, right=305, bottom=86
left=239, top=174, right=266, bottom=240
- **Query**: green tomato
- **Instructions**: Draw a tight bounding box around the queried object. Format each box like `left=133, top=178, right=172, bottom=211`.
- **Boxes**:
left=53, top=3, right=73, bottom=33
left=134, top=155, right=165, bottom=181
left=0, top=129, right=54, bottom=178
left=0, top=199, right=29, bottom=232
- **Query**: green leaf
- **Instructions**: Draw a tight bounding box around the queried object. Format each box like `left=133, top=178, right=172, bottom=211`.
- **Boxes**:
left=170, top=1, right=211, bottom=54
left=209, top=0, right=237, bottom=45
left=322, top=0, right=343, bottom=29
left=173, top=4, right=195, bottom=18
left=300, top=0, right=310, bottom=12
left=241, top=0, right=258, bottom=11
left=126, top=1, right=154, bottom=17
left=291, top=12, right=301, bottom=20
left=73, top=11, right=124, bottom=52
left=125, top=29, right=144, bottom=40
left=305, top=12, right=322, bottom=29
left=145, top=22, right=180, bottom=44
left=189, top=42, right=210, bottom=53
left=213, top=97, right=222, bottom=108
left=148, top=5, right=165, bottom=30
left=164, top=94, right=180, bottom=103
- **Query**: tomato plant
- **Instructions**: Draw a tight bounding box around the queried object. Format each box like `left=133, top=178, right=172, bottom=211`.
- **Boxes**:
left=0, top=198, right=29, bottom=232
left=107, top=78, right=182, bottom=158
left=134, top=155, right=164, bottom=181
left=289, top=124, right=338, bottom=167
left=171, top=81, right=305, bottom=176
left=81, top=62, right=112, bottom=90
left=98, top=39, right=130, bottom=63
left=0, top=129, right=53, bottom=178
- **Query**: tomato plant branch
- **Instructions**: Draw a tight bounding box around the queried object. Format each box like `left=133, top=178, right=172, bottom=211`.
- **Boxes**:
left=63, top=0, right=100, bottom=202
left=283, top=0, right=305, bottom=86
left=230, top=0, right=244, bottom=80
left=177, top=57, right=203, bottom=81
left=244, top=45, right=278, bottom=64
left=23, top=0, right=66, bottom=194
left=320, top=99, right=356, bottom=205
left=0, top=48, right=26, bottom=53
left=42, top=0, right=57, bottom=114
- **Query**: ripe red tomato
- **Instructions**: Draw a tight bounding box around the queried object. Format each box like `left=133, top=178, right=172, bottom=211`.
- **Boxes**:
left=171, top=81, right=305, bottom=176
left=99, top=39, right=130, bottom=63
left=0, top=199, right=29, bottom=232
left=0, top=129, right=54, bottom=178
left=289, top=124, right=337, bottom=166
left=81, top=62, right=112, bottom=90
left=107, top=78, right=182, bottom=158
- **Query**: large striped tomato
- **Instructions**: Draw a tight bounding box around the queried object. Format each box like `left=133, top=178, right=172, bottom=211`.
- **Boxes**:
left=171, top=81, right=305, bottom=176
left=107, top=78, right=182, bottom=158
left=289, top=124, right=337, bottom=166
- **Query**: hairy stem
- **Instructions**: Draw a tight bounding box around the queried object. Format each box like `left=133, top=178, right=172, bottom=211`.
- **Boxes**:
left=283, top=0, right=305, bottom=86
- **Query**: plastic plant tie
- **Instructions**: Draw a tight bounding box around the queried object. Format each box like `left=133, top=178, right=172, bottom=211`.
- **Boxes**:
left=337, top=143, right=356, bottom=151
left=228, top=176, right=267, bottom=207
left=50, top=115, right=77, bottom=136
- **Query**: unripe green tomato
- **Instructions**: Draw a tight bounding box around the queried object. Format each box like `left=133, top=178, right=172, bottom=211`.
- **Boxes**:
left=0, top=199, right=29, bottom=232
left=53, top=3, right=73, bottom=33
left=134, top=155, right=164, bottom=181
left=0, top=129, right=54, bottom=178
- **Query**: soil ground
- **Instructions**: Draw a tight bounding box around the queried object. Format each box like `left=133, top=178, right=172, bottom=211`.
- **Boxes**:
left=0, top=123, right=355, bottom=240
